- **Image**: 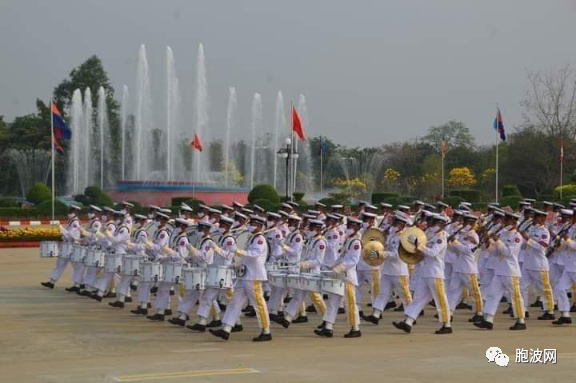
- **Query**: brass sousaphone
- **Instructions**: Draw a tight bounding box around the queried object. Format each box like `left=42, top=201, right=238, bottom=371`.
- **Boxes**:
left=399, top=226, right=427, bottom=264
left=361, top=228, right=387, bottom=267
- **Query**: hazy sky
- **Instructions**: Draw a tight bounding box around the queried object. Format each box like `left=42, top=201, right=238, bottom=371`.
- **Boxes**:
left=1, top=0, right=576, bottom=147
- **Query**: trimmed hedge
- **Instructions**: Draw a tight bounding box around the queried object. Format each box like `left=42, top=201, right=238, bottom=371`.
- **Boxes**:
left=383, top=197, right=405, bottom=207
left=26, top=183, right=51, bottom=204
left=248, top=184, right=280, bottom=204
left=292, top=192, right=305, bottom=202
left=0, top=197, right=19, bottom=207
left=502, top=185, right=522, bottom=197
left=441, top=196, right=464, bottom=208
left=499, top=195, right=524, bottom=210
left=448, top=190, right=481, bottom=202
left=250, top=199, right=281, bottom=212
left=371, top=192, right=399, bottom=205
left=36, top=200, right=69, bottom=215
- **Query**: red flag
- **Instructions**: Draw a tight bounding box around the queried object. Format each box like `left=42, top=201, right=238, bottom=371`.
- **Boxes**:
left=191, top=131, right=203, bottom=152
left=292, top=107, right=305, bottom=141
left=560, top=137, right=564, bottom=163
left=441, top=141, right=448, bottom=157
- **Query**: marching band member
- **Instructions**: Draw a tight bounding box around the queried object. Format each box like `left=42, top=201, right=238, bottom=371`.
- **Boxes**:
left=92, top=210, right=130, bottom=302
left=179, top=203, right=195, bottom=225
left=66, top=205, right=102, bottom=292
left=262, top=212, right=286, bottom=317
left=437, top=201, right=450, bottom=217
left=520, top=209, right=555, bottom=320
left=196, top=204, right=210, bottom=223
left=120, top=201, right=134, bottom=230
left=186, top=216, right=237, bottom=331
left=315, top=217, right=363, bottom=338
left=378, top=203, right=394, bottom=230
left=232, top=201, right=244, bottom=212
left=41, top=204, right=82, bottom=289
left=444, top=210, right=464, bottom=290
left=274, top=219, right=327, bottom=328
left=548, top=209, right=572, bottom=307
left=210, top=215, right=272, bottom=342
left=315, top=202, right=327, bottom=221
left=131, top=212, right=170, bottom=316
left=109, top=214, right=149, bottom=308
left=165, top=221, right=213, bottom=323
left=475, top=211, right=526, bottom=330
left=355, top=212, right=380, bottom=316
left=221, top=204, right=234, bottom=218
left=479, top=210, right=505, bottom=298
left=553, top=209, right=576, bottom=325
left=231, top=211, right=248, bottom=232
left=446, top=214, right=483, bottom=323
left=393, top=214, right=452, bottom=335
left=277, top=211, right=290, bottom=237
left=362, top=214, right=413, bottom=324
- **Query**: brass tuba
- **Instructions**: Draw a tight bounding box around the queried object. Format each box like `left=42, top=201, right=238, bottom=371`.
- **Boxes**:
left=398, top=227, right=427, bottom=264
left=361, top=228, right=387, bottom=267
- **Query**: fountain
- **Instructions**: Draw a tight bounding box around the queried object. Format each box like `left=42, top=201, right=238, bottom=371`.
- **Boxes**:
left=120, top=84, right=129, bottom=181
left=249, top=93, right=263, bottom=189
left=9, top=149, right=51, bottom=197
left=68, top=89, right=83, bottom=194
left=134, top=44, right=152, bottom=181
left=83, top=87, right=93, bottom=187
left=273, top=91, right=285, bottom=190
left=96, top=86, right=110, bottom=189
left=224, top=87, right=237, bottom=188
left=193, top=43, right=209, bottom=182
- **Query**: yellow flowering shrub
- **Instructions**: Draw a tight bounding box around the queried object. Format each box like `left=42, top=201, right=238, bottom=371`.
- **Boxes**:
left=0, top=227, right=61, bottom=242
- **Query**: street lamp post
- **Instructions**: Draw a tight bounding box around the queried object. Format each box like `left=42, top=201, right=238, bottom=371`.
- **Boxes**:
left=276, top=137, right=298, bottom=201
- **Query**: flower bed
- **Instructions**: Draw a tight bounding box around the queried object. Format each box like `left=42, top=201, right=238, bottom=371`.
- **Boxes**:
left=0, top=227, right=61, bottom=242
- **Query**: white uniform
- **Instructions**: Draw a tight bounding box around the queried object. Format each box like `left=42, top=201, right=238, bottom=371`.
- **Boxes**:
left=404, top=229, right=451, bottom=325
left=355, top=225, right=381, bottom=312
left=72, top=218, right=101, bottom=286
left=520, top=224, right=554, bottom=313
left=267, top=230, right=303, bottom=314
left=116, top=227, right=148, bottom=301
left=556, top=226, right=576, bottom=317
left=96, top=224, right=130, bottom=295
left=49, top=216, right=81, bottom=283
left=138, top=226, right=169, bottom=308
left=83, top=221, right=113, bottom=290
left=222, top=232, right=270, bottom=334
left=176, top=235, right=211, bottom=316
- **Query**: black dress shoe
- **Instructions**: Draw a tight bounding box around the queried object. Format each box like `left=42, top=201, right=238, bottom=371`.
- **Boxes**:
left=292, top=315, right=308, bottom=324
left=218, top=302, right=227, bottom=311
left=283, top=296, right=292, bottom=304
left=269, top=313, right=278, bottom=322
left=420, top=309, right=425, bottom=316
left=571, top=304, right=576, bottom=313
left=314, top=328, right=333, bottom=337
left=276, top=311, right=284, bottom=318
left=363, top=315, right=380, bottom=325
left=273, top=317, right=290, bottom=328
left=344, top=329, right=362, bottom=338
left=473, top=319, right=493, bottom=330
left=103, top=291, right=116, bottom=299
left=316, top=321, right=326, bottom=329
left=242, top=305, right=253, bottom=313
left=125, top=296, right=133, bottom=303
left=305, top=304, right=317, bottom=313
left=41, top=281, right=55, bottom=289
left=552, top=317, right=572, bottom=325
left=429, top=300, right=436, bottom=308
left=509, top=322, right=527, bottom=331
left=244, top=309, right=256, bottom=317
left=231, top=324, right=243, bottom=332
left=393, top=304, right=404, bottom=312
left=147, top=303, right=152, bottom=309
left=264, top=294, right=270, bottom=302
left=93, top=294, right=103, bottom=302
left=392, top=321, right=412, bottom=333
left=502, top=305, right=513, bottom=315
left=209, top=329, right=230, bottom=340
left=150, top=286, right=158, bottom=294
left=456, top=302, right=472, bottom=310
left=168, top=318, right=186, bottom=326
left=530, top=300, right=543, bottom=308
left=253, top=332, right=272, bottom=342
left=206, top=319, right=222, bottom=328
left=323, top=294, right=328, bottom=300
left=384, top=301, right=397, bottom=310
left=131, top=307, right=148, bottom=315
left=468, top=314, right=484, bottom=323
left=130, top=283, right=138, bottom=291
left=435, top=325, right=453, bottom=334
left=65, top=286, right=79, bottom=292
left=337, top=307, right=346, bottom=314
left=187, top=323, right=206, bottom=332
left=165, top=309, right=173, bottom=316
left=169, top=288, right=175, bottom=296
left=500, top=296, right=508, bottom=303
left=78, top=290, right=91, bottom=296
left=538, top=313, right=556, bottom=320
left=109, top=301, right=125, bottom=308
left=147, top=313, right=165, bottom=321
left=525, top=311, right=530, bottom=319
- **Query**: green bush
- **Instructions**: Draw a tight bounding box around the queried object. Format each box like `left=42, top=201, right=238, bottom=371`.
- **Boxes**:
left=183, top=198, right=205, bottom=211
left=0, top=197, right=19, bottom=207
left=499, top=195, right=524, bottom=210
left=26, top=183, right=51, bottom=204
left=250, top=199, right=280, bottom=212
left=84, top=186, right=102, bottom=201
left=248, top=184, right=280, bottom=204
left=96, top=192, right=113, bottom=207
left=35, top=199, right=69, bottom=215
left=448, top=190, right=481, bottom=202
left=371, top=192, right=399, bottom=205
left=292, top=192, right=305, bottom=202
left=502, top=185, right=522, bottom=197
left=383, top=197, right=405, bottom=207
left=554, top=184, right=576, bottom=200
left=74, top=194, right=91, bottom=206
left=441, top=196, right=464, bottom=208
left=327, top=192, right=351, bottom=205
left=171, top=197, right=192, bottom=206
left=318, top=197, right=339, bottom=207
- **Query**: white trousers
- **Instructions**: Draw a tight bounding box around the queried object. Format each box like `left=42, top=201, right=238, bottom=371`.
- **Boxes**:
left=117, top=274, right=136, bottom=297
left=322, top=281, right=360, bottom=329
left=372, top=274, right=412, bottom=312
left=404, top=277, right=450, bottom=324
left=223, top=279, right=270, bottom=332
left=197, top=288, right=223, bottom=319
left=138, top=282, right=152, bottom=305
left=447, top=272, right=482, bottom=314
left=71, top=262, right=85, bottom=285
left=83, top=266, right=101, bottom=290
left=154, top=281, right=173, bottom=311
left=177, top=289, right=202, bottom=316
left=521, top=269, right=554, bottom=312
left=556, top=271, right=576, bottom=313
left=484, top=275, right=524, bottom=320
left=266, top=286, right=287, bottom=313
left=96, top=272, right=119, bottom=293
left=49, top=258, right=70, bottom=282
left=355, top=269, right=380, bottom=310
left=285, top=288, right=326, bottom=319
left=479, top=268, right=495, bottom=297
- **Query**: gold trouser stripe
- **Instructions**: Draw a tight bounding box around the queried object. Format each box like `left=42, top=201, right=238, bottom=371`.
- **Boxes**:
left=252, top=281, right=270, bottom=329
left=310, top=292, right=326, bottom=315
left=462, top=287, right=470, bottom=300
left=434, top=278, right=450, bottom=323
left=540, top=271, right=555, bottom=312
left=346, top=281, right=357, bottom=327
left=371, top=270, right=380, bottom=297
left=227, top=288, right=234, bottom=300
left=512, top=276, right=524, bottom=319
left=469, top=274, right=483, bottom=314
left=210, top=302, right=217, bottom=318
left=179, top=284, right=186, bottom=297
left=573, top=284, right=576, bottom=304
left=399, top=275, right=412, bottom=304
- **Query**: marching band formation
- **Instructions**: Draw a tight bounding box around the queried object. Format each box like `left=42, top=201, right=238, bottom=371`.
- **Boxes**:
left=39, top=198, right=576, bottom=342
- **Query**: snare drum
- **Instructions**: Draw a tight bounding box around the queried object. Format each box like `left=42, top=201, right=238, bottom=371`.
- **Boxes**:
left=104, top=253, right=123, bottom=273
left=71, top=245, right=86, bottom=263
left=320, top=277, right=345, bottom=296
left=182, top=266, right=206, bottom=291
left=163, top=262, right=183, bottom=284
left=268, top=272, right=288, bottom=289
left=300, top=273, right=322, bottom=293
left=40, top=241, right=59, bottom=258
left=84, top=249, right=105, bottom=267
left=58, top=243, right=73, bottom=259
left=140, top=262, right=163, bottom=283
left=205, top=266, right=234, bottom=289
left=122, top=255, right=141, bottom=276
left=287, top=274, right=302, bottom=290
left=265, top=263, right=280, bottom=272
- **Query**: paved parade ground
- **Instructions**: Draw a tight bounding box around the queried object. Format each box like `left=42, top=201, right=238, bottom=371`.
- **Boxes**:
left=1, top=249, right=575, bottom=383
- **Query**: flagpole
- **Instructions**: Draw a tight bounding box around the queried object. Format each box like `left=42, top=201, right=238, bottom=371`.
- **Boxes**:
left=320, top=137, right=324, bottom=196
left=441, top=143, right=445, bottom=199
left=50, top=98, right=55, bottom=224
left=560, top=136, right=564, bottom=200
left=495, top=130, right=499, bottom=204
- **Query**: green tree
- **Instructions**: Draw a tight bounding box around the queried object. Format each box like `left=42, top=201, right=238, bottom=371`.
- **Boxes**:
left=421, top=121, right=476, bottom=150
left=26, top=182, right=52, bottom=204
